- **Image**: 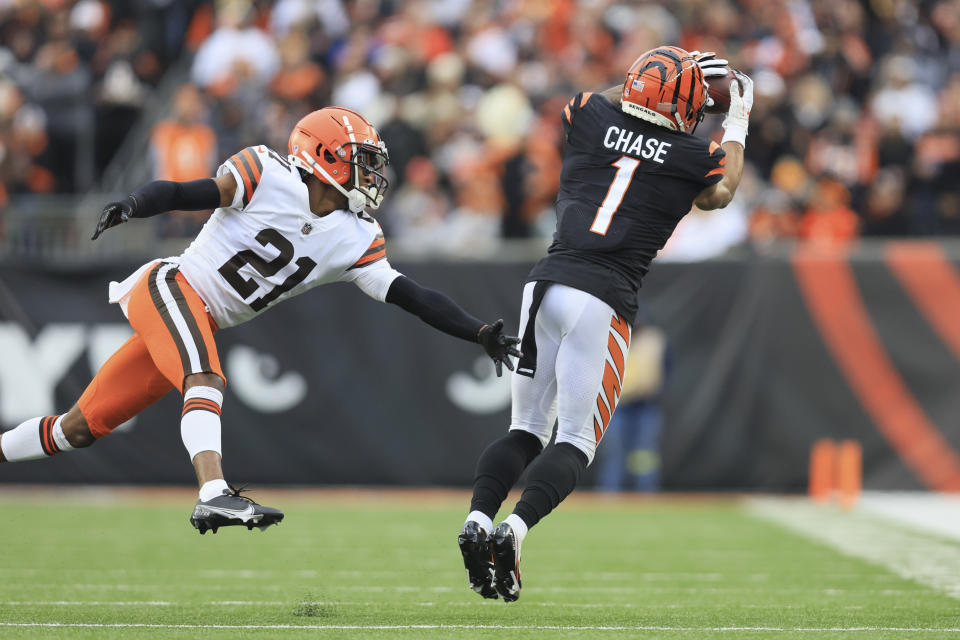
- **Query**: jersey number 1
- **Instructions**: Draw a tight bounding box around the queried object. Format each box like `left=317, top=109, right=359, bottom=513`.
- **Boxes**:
left=590, top=156, right=640, bottom=235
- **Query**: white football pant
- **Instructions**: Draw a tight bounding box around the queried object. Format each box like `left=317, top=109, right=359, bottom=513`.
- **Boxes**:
left=510, top=282, right=632, bottom=464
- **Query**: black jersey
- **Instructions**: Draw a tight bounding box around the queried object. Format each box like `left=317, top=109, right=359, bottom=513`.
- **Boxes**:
left=527, top=91, right=726, bottom=319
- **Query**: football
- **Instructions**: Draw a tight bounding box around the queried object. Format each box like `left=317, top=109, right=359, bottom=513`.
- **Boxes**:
left=705, top=68, right=736, bottom=114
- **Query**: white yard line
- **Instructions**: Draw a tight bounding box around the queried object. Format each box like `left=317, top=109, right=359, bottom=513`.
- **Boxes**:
left=0, top=622, right=958, bottom=632
left=0, top=584, right=919, bottom=596
left=0, top=600, right=872, bottom=610
left=746, top=496, right=960, bottom=600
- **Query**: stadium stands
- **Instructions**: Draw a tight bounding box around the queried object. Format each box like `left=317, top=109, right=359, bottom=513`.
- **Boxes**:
left=1, top=0, right=959, bottom=255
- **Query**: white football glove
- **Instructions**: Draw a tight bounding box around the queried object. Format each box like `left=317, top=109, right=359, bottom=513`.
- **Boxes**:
left=690, top=51, right=729, bottom=109
left=690, top=50, right=730, bottom=79
left=721, top=69, right=754, bottom=147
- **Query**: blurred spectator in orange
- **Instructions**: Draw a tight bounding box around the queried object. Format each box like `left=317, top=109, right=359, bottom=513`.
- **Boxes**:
left=798, top=177, right=859, bottom=246
left=149, top=83, right=217, bottom=237
left=269, top=30, right=324, bottom=104
left=748, top=189, right=799, bottom=247
left=150, top=83, right=216, bottom=183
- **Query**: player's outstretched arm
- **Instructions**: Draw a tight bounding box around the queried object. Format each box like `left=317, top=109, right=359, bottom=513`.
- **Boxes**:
left=385, top=276, right=520, bottom=376
left=695, top=70, right=753, bottom=211
left=91, top=173, right=237, bottom=240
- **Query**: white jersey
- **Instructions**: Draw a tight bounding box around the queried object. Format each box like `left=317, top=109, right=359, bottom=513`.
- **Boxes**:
left=110, top=145, right=402, bottom=328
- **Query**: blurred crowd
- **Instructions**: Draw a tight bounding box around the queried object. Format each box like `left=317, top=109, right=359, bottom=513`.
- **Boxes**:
left=1, top=0, right=960, bottom=255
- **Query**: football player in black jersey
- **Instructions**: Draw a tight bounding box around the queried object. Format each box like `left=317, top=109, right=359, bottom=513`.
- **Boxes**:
left=457, top=47, right=753, bottom=601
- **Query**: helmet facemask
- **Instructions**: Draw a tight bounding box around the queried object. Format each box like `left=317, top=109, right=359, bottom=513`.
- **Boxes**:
left=346, top=141, right=390, bottom=211
left=292, top=140, right=390, bottom=214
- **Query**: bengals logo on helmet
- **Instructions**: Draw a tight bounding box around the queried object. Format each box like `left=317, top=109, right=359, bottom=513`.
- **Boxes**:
left=621, top=46, right=707, bottom=133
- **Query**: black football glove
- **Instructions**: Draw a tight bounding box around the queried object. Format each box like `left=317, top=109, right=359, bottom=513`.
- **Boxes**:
left=477, top=319, right=521, bottom=377
left=91, top=197, right=136, bottom=240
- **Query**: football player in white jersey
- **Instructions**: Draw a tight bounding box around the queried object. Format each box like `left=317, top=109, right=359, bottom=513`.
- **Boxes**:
left=0, top=106, right=520, bottom=534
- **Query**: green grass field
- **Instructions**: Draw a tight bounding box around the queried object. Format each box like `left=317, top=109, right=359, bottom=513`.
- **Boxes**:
left=0, top=488, right=957, bottom=639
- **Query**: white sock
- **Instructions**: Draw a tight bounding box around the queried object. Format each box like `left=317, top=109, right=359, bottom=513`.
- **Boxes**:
left=466, top=510, right=493, bottom=534
left=51, top=415, right=75, bottom=452
left=181, top=386, right=223, bottom=461
left=504, top=513, right=529, bottom=544
left=199, top=478, right=229, bottom=501
left=0, top=415, right=69, bottom=461
left=0, top=417, right=46, bottom=461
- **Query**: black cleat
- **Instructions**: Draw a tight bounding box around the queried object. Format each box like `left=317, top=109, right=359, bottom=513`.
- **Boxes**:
left=190, top=485, right=283, bottom=534
left=490, top=522, right=521, bottom=602
left=458, top=521, right=498, bottom=599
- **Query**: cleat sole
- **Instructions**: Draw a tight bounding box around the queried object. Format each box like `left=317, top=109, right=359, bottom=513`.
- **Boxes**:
left=491, top=526, right=521, bottom=602
left=459, top=524, right=498, bottom=599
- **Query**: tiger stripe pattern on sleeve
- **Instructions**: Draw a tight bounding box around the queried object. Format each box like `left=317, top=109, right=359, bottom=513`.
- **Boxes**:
left=705, top=140, right=726, bottom=179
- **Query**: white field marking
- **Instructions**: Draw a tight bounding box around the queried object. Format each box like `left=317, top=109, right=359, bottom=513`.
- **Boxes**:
left=0, top=601, right=175, bottom=606
left=0, top=600, right=877, bottom=610
left=857, top=491, right=960, bottom=542
left=0, top=584, right=919, bottom=596
left=1, top=623, right=959, bottom=632
left=0, top=583, right=285, bottom=592
left=194, top=568, right=739, bottom=581
left=746, top=497, right=960, bottom=600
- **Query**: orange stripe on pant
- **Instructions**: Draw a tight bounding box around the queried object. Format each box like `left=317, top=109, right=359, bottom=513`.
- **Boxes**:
left=610, top=314, right=630, bottom=344
left=601, top=361, right=621, bottom=411
left=793, top=248, right=960, bottom=491
left=607, top=334, right=625, bottom=381
left=593, top=315, right=632, bottom=445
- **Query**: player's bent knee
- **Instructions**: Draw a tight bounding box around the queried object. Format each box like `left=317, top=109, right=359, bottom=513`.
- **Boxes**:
left=61, top=406, right=95, bottom=448
left=554, top=433, right=596, bottom=466
left=183, top=372, right=225, bottom=394
left=508, top=425, right=552, bottom=450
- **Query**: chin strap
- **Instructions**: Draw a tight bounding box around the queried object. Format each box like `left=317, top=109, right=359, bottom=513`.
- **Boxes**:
left=294, top=150, right=367, bottom=213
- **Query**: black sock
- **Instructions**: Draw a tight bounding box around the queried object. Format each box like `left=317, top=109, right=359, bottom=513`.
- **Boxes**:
left=470, top=430, right=543, bottom=519
left=512, top=443, right=588, bottom=529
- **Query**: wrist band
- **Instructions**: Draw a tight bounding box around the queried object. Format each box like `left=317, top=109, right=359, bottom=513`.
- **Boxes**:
left=721, top=123, right=748, bottom=147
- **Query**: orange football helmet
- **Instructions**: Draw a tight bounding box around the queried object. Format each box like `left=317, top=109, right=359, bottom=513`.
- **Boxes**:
left=288, top=107, right=390, bottom=213
left=621, top=46, right=707, bottom=133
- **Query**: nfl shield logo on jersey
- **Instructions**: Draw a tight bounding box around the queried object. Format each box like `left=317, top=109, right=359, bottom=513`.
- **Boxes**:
left=301, top=222, right=313, bottom=235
